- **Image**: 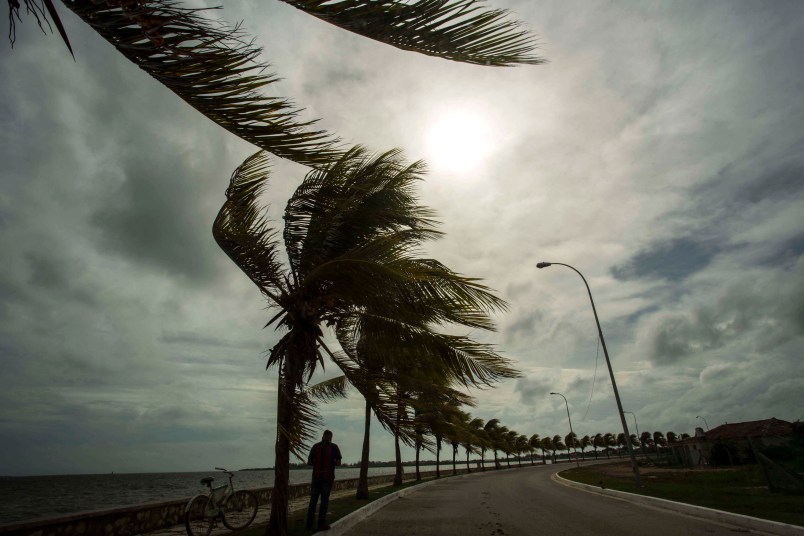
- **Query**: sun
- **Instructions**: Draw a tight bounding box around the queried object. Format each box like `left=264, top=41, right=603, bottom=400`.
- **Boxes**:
left=424, top=108, right=494, bottom=174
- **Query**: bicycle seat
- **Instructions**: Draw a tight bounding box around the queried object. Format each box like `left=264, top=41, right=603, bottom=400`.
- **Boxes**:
left=200, top=477, right=214, bottom=486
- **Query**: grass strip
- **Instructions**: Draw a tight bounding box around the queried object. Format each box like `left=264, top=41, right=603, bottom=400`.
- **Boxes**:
left=560, top=462, right=804, bottom=527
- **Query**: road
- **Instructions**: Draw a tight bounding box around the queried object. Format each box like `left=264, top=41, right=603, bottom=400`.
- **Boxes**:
left=341, top=463, right=773, bottom=535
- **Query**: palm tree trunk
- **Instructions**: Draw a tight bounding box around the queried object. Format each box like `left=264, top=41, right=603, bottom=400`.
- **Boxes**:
left=415, top=440, right=421, bottom=481
left=452, top=445, right=457, bottom=475
left=493, top=450, right=500, bottom=469
left=393, top=430, right=403, bottom=486
left=465, top=448, right=471, bottom=473
left=356, top=400, right=371, bottom=499
left=267, top=363, right=301, bottom=536
left=436, top=437, right=441, bottom=478
left=481, top=448, right=486, bottom=471
left=394, top=393, right=403, bottom=486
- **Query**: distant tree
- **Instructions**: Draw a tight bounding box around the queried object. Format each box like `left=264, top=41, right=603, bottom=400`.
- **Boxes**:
left=552, top=434, right=566, bottom=462
left=541, top=436, right=555, bottom=463
left=484, top=419, right=503, bottom=469
left=580, top=435, right=591, bottom=461
left=640, top=432, right=654, bottom=459
left=529, top=434, right=541, bottom=465
left=593, top=433, right=605, bottom=460
left=603, top=433, right=616, bottom=459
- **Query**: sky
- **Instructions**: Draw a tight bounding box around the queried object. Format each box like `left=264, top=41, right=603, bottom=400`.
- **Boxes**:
left=1, top=0, right=802, bottom=476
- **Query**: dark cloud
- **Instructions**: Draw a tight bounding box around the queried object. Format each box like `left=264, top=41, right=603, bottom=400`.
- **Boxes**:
left=514, top=376, right=551, bottom=405
left=646, top=261, right=804, bottom=365
left=90, top=150, right=221, bottom=284
left=612, top=237, right=721, bottom=282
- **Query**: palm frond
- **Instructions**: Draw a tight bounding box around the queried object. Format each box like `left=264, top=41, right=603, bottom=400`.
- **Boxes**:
left=306, top=375, right=350, bottom=402
left=7, top=0, right=74, bottom=56
left=283, top=146, right=440, bottom=278
left=282, top=0, right=545, bottom=66
left=60, top=0, right=341, bottom=167
left=213, top=150, right=288, bottom=303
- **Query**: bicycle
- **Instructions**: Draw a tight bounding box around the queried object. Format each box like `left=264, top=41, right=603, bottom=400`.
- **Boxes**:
left=184, top=467, right=259, bottom=536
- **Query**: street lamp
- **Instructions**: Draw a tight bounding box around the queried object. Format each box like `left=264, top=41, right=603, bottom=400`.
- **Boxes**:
left=550, top=391, right=580, bottom=468
left=696, top=415, right=710, bottom=431
left=537, top=261, right=642, bottom=488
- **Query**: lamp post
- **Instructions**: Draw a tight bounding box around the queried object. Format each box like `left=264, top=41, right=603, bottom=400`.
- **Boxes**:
left=550, top=391, right=580, bottom=468
left=537, top=261, right=641, bottom=488
left=696, top=415, right=710, bottom=431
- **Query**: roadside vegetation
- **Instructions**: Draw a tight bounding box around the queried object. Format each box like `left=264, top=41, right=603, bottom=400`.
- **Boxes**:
left=560, top=461, right=804, bottom=527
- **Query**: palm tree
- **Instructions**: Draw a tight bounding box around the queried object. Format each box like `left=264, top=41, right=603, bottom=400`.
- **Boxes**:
left=580, top=435, right=591, bottom=461
left=484, top=419, right=503, bottom=469
left=551, top=434, right=565, bottom=463
left=604, top=433, right=616, bottom=459
left=505, top=430, right=519, bottom=467
left=213, top=147, right=513, bottom=535
left=13, top=0, right=545, bottom=168
left=653, top=431, right=666, bottom=458
left=528, top=434, right=541, bottom=465
left=516, top=435, right=529, bottom=467
left=540, top=436, right=555, bottom=464
left=640, top=431, right=654, bottom=459
left=467, top=418, right=489, bottom=471
left=617, top=432, right=627, bottom=458
left=592, top=433, right=605, bottom=460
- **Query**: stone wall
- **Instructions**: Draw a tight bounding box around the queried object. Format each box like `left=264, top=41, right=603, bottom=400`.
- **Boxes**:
left=0, top=467, right=473, bottom=536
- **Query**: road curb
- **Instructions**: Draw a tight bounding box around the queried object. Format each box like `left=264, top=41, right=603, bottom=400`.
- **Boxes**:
left=552, top=472, right=804, bottom=536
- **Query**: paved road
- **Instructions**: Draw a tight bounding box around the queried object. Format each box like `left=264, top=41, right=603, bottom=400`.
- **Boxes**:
left=341, top=464, right=773, bottom=535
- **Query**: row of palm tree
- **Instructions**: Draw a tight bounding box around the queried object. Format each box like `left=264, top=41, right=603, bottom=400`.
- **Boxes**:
left=10, top=3, right=547, bottom=536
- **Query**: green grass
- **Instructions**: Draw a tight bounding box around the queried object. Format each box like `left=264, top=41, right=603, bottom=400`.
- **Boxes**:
left=560, top=462, right=804, bottom=527
left=237, top=477, right=436, bottom=536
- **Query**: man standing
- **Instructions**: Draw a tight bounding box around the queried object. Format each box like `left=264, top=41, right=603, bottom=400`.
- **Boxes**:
left=306, top=429, right=342, bottom=531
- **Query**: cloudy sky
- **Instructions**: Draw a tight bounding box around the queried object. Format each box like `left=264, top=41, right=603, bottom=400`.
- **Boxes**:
left=1, top=0, right=802, bottom=476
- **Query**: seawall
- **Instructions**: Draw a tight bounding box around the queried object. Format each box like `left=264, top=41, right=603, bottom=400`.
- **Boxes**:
left=0, top=466, right=478, bottom=536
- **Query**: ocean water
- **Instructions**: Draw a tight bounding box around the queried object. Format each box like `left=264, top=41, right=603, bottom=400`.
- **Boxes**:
left=0, top=464, right=463, bottom=526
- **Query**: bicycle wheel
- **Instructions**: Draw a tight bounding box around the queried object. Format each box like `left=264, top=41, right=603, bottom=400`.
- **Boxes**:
left=222, top=490, right=258, bottom=530
left=185, top=495, right=214, bottom=536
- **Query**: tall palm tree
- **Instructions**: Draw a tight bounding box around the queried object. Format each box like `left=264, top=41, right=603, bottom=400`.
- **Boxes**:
left=213, top=146, right=512, bottom=535
left=12, top=0, right=545, bottom=168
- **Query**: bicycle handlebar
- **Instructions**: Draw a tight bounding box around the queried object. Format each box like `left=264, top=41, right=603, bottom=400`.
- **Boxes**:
left=215, top=467, right=234, bottom=477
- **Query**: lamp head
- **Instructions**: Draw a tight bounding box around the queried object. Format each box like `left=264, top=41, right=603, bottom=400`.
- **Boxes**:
left=537, top=262, right=552, bottom=269
left=549, top=392, right=557, bottom=395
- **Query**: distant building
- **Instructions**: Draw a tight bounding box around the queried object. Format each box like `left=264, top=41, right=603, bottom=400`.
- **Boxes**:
left=674, top=417, right=794, bottom=467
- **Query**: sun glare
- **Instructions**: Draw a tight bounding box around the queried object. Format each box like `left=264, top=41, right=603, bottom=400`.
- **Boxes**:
left=424, top=109, right=494, bottom=174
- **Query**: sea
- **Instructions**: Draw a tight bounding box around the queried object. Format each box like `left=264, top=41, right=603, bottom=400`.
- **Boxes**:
left=0, top=464, right=458, bottom=526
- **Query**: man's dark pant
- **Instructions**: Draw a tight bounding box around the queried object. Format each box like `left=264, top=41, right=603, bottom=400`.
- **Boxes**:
left=306, top=476, right=333, bottom=529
